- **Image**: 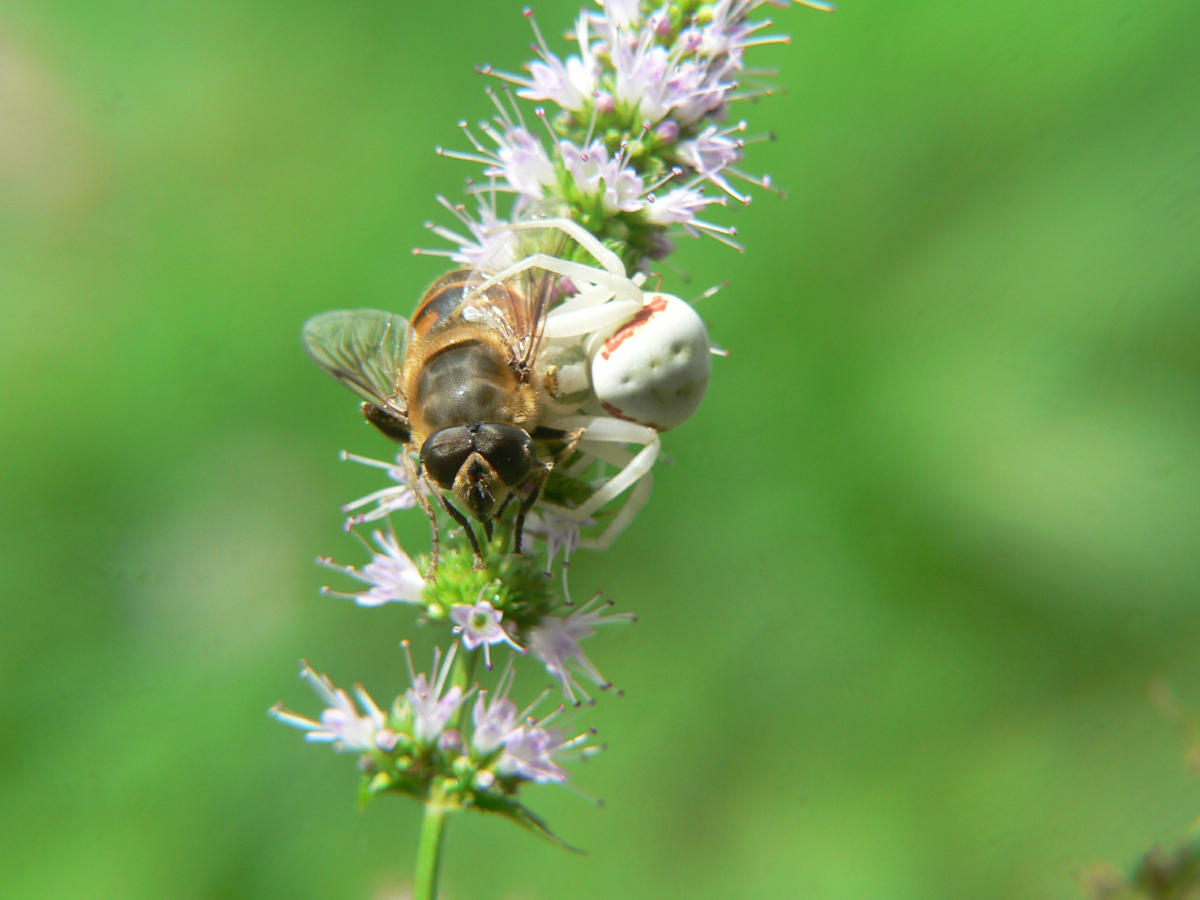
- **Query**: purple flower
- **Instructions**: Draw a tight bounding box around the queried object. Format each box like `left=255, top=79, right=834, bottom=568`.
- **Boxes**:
left=528, top=594, right=635, bottom=704
left=611, top=35, right=674, bottom=124
left=595, top=0, right=643, bottom=31
left=677, top=122, right=752, bottom=201
left=519, top=11, right=599, bottom=111
left=559, top=139, right=646, bottom=214
left=470, top=666, right=520, bottom=755
left=318, top=529, right=424, bottom=607
left=404, top=642, right=471, bottom=745
left=433, top=0, right=830, bottom=265
left=339, top=450, right=416, bottom=527
left=450, top=594, right=523, bottom=668
left=423, top=194, right=523, bottom=271
left=497, top=720, right=571, bottom=784
left=521, top=509, right=590, bottom=604
left=645, top=186, right=723, bottom=225
left=269, top=662, right=398, bottom=753
left=472, top=670, right=599, bottom=786
left=487, top=124, right=557, bottom=200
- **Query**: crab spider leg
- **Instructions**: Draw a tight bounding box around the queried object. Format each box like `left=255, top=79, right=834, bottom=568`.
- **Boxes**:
left=501, top=217, right=626, bottom=277
left=543, top=414, right=660, bottom=520
left=550, top=269, right=648, bottom=318
left=469, top=252, right=642, bottom=308
left=576, top=471, right=652, bottom=551
left=474, top=216, right=643, bottom=305
left=544, top=295, right=644, bottom=339
left=474, top=217, right=652, bottom=337
left=552, top=441, right=655, bottom=552
left=544, top=275, right=661, bottom=338
left=537, top=468, right=652, bottom=553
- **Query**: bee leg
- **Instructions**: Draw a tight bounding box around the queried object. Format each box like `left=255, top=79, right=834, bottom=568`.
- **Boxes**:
left=421, top=499, right=440, bottom=579
left=512, top=467, right=547, bottom=558
left=544, top=417, right=658, bottom=520
left=493, top=493, right=516, bottom=524
left=482, top=517, right=494, bottom=542
left=361, top=402, right=411, bottom=443
left=436, top=493, right=485, bottom=569
left=405, top=464, right=442, bottom=579
left=514, top=426, right=585, bottom=555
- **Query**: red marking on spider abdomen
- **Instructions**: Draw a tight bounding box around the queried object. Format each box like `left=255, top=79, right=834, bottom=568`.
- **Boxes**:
left=600, top=296, right=669, bottom=360
left=600, top=400, right=664, bottom=431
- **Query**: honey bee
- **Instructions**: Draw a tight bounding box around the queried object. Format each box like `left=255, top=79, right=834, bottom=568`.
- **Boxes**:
left=304, top=218, right=693, bottom=567
left=303, top=264, right=585, bottom=568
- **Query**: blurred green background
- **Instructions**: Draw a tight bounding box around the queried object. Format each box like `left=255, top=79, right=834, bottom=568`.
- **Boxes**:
left=3, top=1, right=1198, bottom=897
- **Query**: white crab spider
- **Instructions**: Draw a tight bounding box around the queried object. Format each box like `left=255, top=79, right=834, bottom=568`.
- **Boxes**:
left=537, top=439, right=655, bottom=552
left=467, top=217, right=645, bottom=329
left=468, top=216, right=711, bottom=551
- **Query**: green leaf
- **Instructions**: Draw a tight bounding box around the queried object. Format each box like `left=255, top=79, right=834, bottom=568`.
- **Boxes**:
left=472, top=791, right=584, bottom=854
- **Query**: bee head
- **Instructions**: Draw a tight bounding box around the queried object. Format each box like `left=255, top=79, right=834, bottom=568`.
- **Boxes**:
left=455, top=453, right=504, bottom=522
left=422, top=423, right=539, bottom=523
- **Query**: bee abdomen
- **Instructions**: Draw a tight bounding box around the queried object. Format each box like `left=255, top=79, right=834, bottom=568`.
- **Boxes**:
left=413, top=340, right=515, bottom=430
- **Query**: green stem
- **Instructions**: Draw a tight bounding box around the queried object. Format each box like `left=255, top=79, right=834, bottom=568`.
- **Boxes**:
left=412, top=646, right=479, bottom=900
left=413, top=787, right=451, bottom=900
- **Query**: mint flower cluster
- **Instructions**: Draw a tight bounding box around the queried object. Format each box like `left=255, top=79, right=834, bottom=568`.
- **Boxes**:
left=274, top=526, right=630, bottom=836
left=272, top=0, right=827, bottom=883
left=434, top=0, right=832, bottom=271
left=271, top=650, right=597, bottom=840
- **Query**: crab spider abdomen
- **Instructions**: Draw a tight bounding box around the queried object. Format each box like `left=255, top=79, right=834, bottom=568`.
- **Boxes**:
left=587, top=293, right=712, bottom=432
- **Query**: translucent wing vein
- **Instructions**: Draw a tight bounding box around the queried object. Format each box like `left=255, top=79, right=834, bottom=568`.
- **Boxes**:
left=301, top=309, right=409, bottom=405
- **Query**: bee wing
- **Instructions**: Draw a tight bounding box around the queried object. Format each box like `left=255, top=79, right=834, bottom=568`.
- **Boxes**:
left=465, top=265, right=558, bottom=371
left=301, top=309, right=410, bottom=404
left=520, top=267, right=557, bottom=368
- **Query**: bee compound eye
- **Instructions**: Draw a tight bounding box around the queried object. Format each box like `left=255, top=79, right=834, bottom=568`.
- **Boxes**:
left=472, top=424, right=536, bottom=487
left=421, top=427, right=475, bottom=489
